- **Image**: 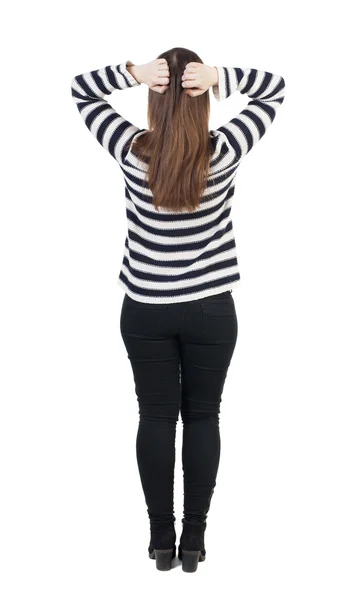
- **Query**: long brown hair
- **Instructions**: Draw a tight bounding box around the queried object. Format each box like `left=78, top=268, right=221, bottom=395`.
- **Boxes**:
left=128, top=47, right=213, bottom=213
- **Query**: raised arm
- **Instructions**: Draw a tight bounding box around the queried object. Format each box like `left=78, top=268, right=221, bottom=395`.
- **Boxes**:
left=70, top=60, right=142, bottom=165
left=211, top=66, right=286, bottom=161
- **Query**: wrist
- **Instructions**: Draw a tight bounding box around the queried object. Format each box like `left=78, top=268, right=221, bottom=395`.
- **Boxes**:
left=126, top=61, right=143, bottom=84
left=211, top=66, right=219, bottom=87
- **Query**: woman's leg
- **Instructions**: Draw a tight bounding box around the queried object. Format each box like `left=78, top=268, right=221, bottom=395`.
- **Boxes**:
left=120, top=296, right=181, bottom=526
left=180, top=293, right=238, bottom=524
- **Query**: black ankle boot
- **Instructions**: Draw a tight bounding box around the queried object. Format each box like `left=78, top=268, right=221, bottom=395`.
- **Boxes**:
left=178, top=518, right=207, bottom=572
left=148, top=518, right=176, bottom=571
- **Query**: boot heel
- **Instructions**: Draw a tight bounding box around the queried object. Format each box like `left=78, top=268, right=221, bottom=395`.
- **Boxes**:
left=154, top=549, right=174, bottom=571
left=181, top=549, right=201, bottom=573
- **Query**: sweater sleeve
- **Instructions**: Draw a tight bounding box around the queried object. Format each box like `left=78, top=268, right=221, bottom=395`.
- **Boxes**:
left=70, top=60, right=142, bottom=165
left=211, top=66, right=286, bottom=161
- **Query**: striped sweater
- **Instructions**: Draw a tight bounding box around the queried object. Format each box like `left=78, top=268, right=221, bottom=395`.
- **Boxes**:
left=71, top=60, right=286, bottom=304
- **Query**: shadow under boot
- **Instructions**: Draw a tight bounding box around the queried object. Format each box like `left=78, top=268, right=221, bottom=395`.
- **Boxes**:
left=148, top=518, right=176, bottom=571
left=178, top=519, right=207, bottom=573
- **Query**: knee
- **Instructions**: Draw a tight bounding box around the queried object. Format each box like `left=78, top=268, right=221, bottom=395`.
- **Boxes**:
left=139, top=406, right=179, bottom=427
left=181, top=409, right=219, bottom=425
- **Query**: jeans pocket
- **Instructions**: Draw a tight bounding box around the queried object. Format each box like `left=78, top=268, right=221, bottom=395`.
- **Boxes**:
left=200, top=298, right=238, bottom=344
left=120, top=297, right=168, bottom=336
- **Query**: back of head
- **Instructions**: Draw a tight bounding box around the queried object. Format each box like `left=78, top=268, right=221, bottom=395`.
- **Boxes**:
left=131, top=47, right=212, bottom=213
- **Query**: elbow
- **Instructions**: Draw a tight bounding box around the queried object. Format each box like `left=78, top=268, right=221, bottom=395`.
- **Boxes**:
left=71, top=76, right=77, bottom=98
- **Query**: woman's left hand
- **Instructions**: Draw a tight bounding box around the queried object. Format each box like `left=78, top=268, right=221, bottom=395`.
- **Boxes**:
left=129, top=59, right=170, bottom=94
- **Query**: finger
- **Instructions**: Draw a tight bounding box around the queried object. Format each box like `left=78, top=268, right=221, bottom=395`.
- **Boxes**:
left=158, top=67, right=170, bottom=76
left=155, top=76, right=170, bottom=85
left=183, top=63, right=198, bottom=73
left=183, top=71, right=196, bottom=79
left=182, top=77, right=198, bottom=88
left=151, top=85, right=168, bottom=94
left=182, top=77, right=197, bottom=87
left=185, top=88, right=205, bottom=97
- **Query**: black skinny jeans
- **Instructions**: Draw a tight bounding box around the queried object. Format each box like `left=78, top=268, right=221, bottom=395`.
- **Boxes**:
left=120, top=290, right=238, bottom=526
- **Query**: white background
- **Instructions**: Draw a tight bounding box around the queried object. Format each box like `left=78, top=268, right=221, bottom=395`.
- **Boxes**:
left=1, top=0, right=349, bottom=598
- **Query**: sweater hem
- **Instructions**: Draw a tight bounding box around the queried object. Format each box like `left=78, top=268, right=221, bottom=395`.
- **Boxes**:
left=117, top=277, right=241, bottom=304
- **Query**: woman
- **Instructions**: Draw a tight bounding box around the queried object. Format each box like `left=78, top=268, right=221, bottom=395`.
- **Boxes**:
left=71, top=47, right=286, bottom=572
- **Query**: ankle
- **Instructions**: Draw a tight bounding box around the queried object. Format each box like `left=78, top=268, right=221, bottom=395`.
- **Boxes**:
left=183, top=516, right=207, bottom=524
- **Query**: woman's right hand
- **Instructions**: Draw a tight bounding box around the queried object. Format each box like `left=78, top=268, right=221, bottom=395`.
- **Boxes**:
left=182, top=63, right=218, bottom=97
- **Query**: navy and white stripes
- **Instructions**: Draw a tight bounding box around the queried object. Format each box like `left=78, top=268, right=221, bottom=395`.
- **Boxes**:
left=212, top=66, right=286, bottom=162
left=71, top=61, right=285, bottom=303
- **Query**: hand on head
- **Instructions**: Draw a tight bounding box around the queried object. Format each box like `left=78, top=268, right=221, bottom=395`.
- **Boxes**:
left=137, top=59, right=216, bottom=96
